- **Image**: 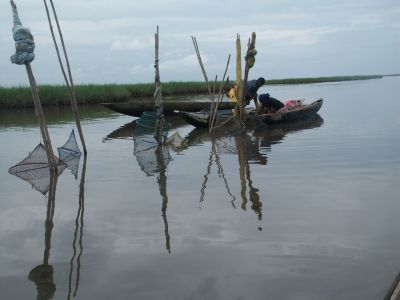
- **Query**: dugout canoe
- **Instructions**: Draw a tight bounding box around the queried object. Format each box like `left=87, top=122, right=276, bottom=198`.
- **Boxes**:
left=179, top=99, right=323, bottom=128
left=260, top=98, right=323, bottom=124
left=102, top=100, right=236, bottom=117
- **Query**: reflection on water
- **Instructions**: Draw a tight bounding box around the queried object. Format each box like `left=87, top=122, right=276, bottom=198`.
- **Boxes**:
left=8, top=147, right=87, bottom=299
left=67, top=155, right=87, bottom=300
left=133, top=113, right=172, bottom=253
left=28, top=170, right=58, bottom=300
left=3, top=78, right=400, bottom=299
left=132, top=114, right=324, bottom=247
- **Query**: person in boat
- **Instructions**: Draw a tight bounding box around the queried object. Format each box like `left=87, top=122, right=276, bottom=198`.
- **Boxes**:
left=259, top=94, right=303, bottom=113
left=258, top=93, right=284, bottom=113
left=226, top=77, right=265, bottom=107
left=245, top=77, right=265, bottom=106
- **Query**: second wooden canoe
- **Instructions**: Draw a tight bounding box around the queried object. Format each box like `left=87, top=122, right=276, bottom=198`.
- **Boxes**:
left=102, top=100, right=236, bottom=117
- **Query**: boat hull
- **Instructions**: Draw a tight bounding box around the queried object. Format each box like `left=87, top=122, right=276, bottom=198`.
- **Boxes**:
left=180, top=99, right=323, bottom=128
left=102, top=100, right=236, bottom=117
left=259, top=99, right=323, bottom=124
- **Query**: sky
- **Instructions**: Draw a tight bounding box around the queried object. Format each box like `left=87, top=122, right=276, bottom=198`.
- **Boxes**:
left=0, top=0, right=399, bottom=86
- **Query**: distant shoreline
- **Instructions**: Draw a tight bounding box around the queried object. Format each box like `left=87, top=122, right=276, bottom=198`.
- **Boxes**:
left=0, top=75, right=387, bottom=109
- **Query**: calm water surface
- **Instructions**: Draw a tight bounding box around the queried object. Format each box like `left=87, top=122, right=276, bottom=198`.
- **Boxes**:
left=0, top=77, right=399, bottom=300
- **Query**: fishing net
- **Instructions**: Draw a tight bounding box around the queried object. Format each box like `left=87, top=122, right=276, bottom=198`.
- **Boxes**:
left=133, top=112, right=170, bottom=176
left=9, top=130, right=82, bottom=193
left=8, top=144, right=66, bottom=195
left=57, top=130, right=81, bottom=178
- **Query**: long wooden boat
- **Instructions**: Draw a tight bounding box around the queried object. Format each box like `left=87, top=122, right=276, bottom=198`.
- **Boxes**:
left=180, top=99, right=323, bottom=128
left=102, top=100, right=236, bottom=117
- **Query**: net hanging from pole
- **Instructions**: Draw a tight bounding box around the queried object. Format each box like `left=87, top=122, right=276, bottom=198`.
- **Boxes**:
left=57, top=129, right=82, bottom=178
left=133, top=112, right=170, bottom=176
left=8, top=144, right=66, bottom=195
left=9, top=129, right=82, bottom=193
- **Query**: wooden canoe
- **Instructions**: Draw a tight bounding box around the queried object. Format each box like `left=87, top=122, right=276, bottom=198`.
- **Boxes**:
left=259, top=98, right=323, bottom=124
left=180, top=99, right=323, bottom=128
left=102, top=100, right=236, bottom=117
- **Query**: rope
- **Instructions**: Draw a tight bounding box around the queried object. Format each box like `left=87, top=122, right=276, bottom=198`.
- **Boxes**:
left=10, top=1, right=35, bottom=65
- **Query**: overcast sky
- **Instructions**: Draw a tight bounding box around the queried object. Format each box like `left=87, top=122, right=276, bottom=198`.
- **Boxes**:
left=0, top=0, right=399, bottom=86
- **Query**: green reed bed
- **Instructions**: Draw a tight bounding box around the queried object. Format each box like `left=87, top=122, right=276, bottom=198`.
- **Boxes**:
left=266, top=75, right=382, bottom=85
left=0, top=75, right=383, bottom=108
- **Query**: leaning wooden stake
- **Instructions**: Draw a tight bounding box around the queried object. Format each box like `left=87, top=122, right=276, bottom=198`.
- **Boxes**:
left=26, top=63, right=58, bottom=169
left=10, top=0, right=57, bottom=170
left=191, top=36, right=215, bottom=123
left=209, top=55, right=231, bottom=133
left=192, top=36, right=232, bottom=132
left=43, top=0, right=87, bottom=154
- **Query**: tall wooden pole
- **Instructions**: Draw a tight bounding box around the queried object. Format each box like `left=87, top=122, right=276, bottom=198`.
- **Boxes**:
left=154, top=26, right=164, bottom=144
left=235, top=34, right=244, bottom=121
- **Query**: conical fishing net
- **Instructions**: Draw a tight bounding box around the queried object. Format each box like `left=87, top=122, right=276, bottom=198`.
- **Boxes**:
left=133, top=112, right=170, bottom=176
left=8, top=144, right=66, bottom=195
left=57, top=130, right=81, bottom=178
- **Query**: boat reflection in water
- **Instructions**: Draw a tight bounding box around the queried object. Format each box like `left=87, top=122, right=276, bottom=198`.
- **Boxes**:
left=133, top=114, right=173, bottom=253
left=103, top=114, right=188, bottom=142
left=186, top=115, right=323, bottom=230
left=131, top=113, right=324, bottom=245
left=8, top=147, right=87, bottom=300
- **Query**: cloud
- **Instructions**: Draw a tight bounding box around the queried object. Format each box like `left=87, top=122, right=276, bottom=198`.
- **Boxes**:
left=160, top=54, right=201, bottom=71
left=111, top=39, right=150, bottom=51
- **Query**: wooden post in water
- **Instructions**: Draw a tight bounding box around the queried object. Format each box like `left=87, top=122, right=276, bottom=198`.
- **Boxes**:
left=235, top=34, right=244, bottom=121
left=154, top=26, right=164, bottom=144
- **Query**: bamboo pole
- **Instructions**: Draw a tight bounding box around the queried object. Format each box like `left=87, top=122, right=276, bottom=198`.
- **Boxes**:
left=191, top=36, right=213, bottom=99
left=43, top=0, right=87, bottom=154
left=209, top=55, right=231, bottom=133
left=25, top=63, right=58, bottom=169
left=154, top=26, right=164, bottom=144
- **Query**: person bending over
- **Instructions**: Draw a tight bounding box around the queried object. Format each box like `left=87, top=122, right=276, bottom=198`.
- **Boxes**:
left=258, top=93, right=284, bottom=113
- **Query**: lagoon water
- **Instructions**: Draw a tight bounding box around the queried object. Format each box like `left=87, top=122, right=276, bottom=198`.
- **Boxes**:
left=0, top=77, right=399, bottom=300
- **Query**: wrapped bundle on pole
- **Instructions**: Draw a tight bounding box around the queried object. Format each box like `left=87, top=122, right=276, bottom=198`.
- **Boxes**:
left=242, top=32, right=258, bottom=112
left=9, top=0, right=57, bottom=170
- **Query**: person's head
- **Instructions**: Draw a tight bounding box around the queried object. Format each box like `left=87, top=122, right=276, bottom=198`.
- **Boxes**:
left=256, top=77, right=265, bottom=87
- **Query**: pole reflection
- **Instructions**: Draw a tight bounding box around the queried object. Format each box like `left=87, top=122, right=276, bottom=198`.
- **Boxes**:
left=28, top=169, right=58, bottom=300
left=8, top=146, right=87, bottom=299
left=67, top=154, right=87, bottom=299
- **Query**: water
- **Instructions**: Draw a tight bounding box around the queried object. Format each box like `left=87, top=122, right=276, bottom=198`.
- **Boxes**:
left=0, top=77, right=399, bottom=300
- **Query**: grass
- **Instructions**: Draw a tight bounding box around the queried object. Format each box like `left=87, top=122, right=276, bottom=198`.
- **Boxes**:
left=0, top=75, right=383, bottom=109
